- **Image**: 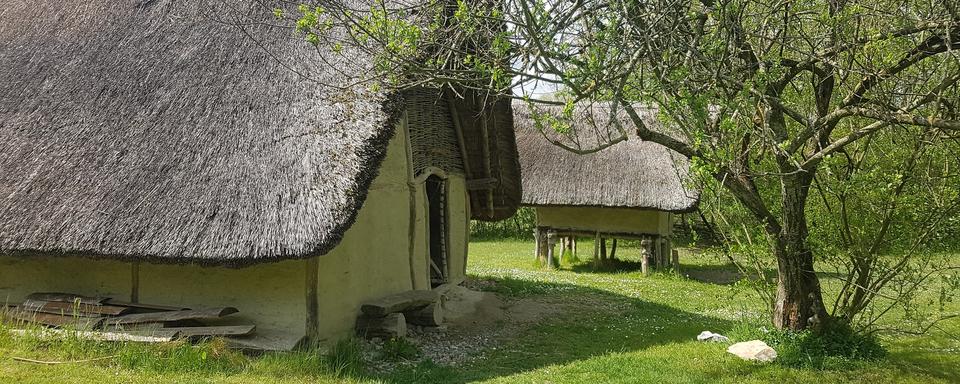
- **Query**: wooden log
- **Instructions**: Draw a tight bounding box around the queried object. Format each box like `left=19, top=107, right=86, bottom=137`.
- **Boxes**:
left=106, top=307, right=238, bottom=326
left=672, top=249, right=680, bottom=273
left=356, top=313, right=407, bottom=339
left=403, top=303, right=443, bottom=326
left=360, top=290, right=439, bottom=317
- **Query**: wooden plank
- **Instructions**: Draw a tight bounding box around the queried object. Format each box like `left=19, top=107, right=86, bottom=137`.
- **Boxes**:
left=539, top=226, right=667, bottom=240
left=465, top=178, right=497, bottom=190
left=22, top=299, right=133, bottom=317
left=10, top=328, right=178, bottom=343
left=102, top=299, right=189, bottom=312
left=171, top=325, right=256, bottom=338
left=5, top=309, right=105, bottom=330
left=106, top=307, right=238, bottom=326
left=26, top=292, right=109, bottom=305
left=360, top=290, right=439, bottom=317
left=103, top=322, right=165, bottom=333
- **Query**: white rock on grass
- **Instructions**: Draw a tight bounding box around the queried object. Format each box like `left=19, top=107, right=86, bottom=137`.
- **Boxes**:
left=726, top=340, right=777, bottom=362
left=697, top=331, right=730, bottom=342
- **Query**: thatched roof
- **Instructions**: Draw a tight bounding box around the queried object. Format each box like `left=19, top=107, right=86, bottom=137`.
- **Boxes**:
left=0, top=1, right=518, bottom=265
left=514, top=101, right=699, bottom=212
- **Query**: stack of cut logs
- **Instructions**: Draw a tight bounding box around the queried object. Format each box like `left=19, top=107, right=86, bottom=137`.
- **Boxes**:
left=2, top=292, right=255, bottom=342
left=357, top=290, right=443, bottom=338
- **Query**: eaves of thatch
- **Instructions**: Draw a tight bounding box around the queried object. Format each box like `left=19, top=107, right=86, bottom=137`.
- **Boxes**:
left=514, top=101, right=699, bottom=213
left=0, top=1, right=519, bottom=266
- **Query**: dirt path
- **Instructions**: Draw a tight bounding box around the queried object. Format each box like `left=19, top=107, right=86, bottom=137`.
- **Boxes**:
left=363, top=278, right=625, bottom=371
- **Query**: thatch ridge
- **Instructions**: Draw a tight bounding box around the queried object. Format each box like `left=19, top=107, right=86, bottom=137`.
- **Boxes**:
left=514, top=101, right=699, bottom=213
left=0, top=0, right=477, bottom=265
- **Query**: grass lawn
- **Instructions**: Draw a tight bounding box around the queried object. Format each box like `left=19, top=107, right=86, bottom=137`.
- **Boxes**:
left=1, top=239, right=958, bottom=383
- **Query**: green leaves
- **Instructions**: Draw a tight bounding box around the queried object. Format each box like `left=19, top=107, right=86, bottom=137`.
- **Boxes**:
left=292, top=4, right=332, bottom=46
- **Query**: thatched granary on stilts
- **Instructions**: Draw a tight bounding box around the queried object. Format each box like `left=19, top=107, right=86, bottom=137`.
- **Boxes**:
left=513, top=101, right=699, bottom=270
left=0, top=1, right=520, bottom=349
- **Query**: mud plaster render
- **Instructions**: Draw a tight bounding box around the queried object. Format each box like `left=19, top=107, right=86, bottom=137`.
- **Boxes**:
left=0, top=118, right=473, bottom=349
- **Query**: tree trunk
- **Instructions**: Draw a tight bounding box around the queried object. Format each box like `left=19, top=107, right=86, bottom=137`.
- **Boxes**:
left=771, top=237, right=827, bottom=330
left=771, top=173, right=828, bottom=330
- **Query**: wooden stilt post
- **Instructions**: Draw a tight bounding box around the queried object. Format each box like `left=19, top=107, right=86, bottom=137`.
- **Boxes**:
left=593, top=231, right=601, bottom=268
left=599, top=237, right=607, bottom=263
left=672, top=249, right=680, bottom=274
left=610, top=239, right=618, bottom=260
left=546, top=231, right=557, bottom=269
left=535, top=227, right=547, bottom=267
left=572, top=236, right=578, bottom=259
left=640, top=239, right=651, bottom=276
left=659, top=237, right=667, bottom=268
left=534, top=228, right=540, bottom=261
left=654, top=237, right=662, bottom=268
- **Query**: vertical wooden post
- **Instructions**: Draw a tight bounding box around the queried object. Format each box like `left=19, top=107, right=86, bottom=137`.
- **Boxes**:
left=546, top=231, right=557, bottom=269
left=561, top=236, right=573, bottom=260
left=599, top=237, right=607, bottom=262
left=662, top=237, right=670, bottom=268
left=130, top=261, right=140, bottom=303
left=305, top=256, right=320, bottom=344
left=672, top=249, right=680, bottom=274
left=610, top=239, right=618, bottom=260
left=640, top=239, right=651, bottom=276
left=535, top=227, right=547, bottom=266
left=534, top=228, right=540, bottom=260
left=572, top=236, right=578, bottom=259
left=593, top=231, right=601, bottom=268
left=652, top=236, right=659, bottom=268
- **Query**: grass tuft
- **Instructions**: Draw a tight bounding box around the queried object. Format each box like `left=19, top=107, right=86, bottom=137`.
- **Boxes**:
left=116, top=337, right=247, bottom=374
left=729, top=319, right=887, bottom=369
left=325, top=337, right=366, bottom=377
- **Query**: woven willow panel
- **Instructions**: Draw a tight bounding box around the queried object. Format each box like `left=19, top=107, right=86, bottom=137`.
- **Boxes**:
left=406, top=91, right=465, bottom=176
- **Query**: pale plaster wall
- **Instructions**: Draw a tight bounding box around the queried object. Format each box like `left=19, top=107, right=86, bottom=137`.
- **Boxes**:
left=139, top=259, right=308, bottom=348
left=0, top=256, right=132, bottom=306
left=535, top=206, right=672, bottom=236
left=0, top=119, right=475, bottom=347
left=310, top=119, right=425, bottom=343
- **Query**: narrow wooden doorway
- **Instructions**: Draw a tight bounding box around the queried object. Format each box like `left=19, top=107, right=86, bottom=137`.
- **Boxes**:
left=426, top=175, right=448, bottom=286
